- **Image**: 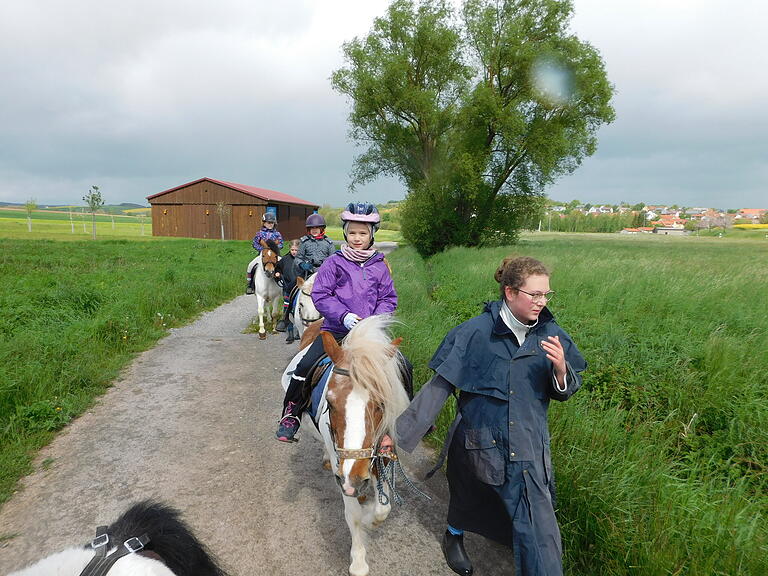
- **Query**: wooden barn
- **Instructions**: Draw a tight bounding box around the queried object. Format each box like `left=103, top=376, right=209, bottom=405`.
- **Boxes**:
left=146, top=177, right=319, bottom=241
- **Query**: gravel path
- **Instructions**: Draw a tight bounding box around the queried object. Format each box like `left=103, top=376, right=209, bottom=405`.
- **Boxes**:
left=0, top=294, right=511, bottom=575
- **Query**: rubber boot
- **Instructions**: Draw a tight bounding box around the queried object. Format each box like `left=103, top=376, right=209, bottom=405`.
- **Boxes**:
left=275, top=307, right=289, bottom=332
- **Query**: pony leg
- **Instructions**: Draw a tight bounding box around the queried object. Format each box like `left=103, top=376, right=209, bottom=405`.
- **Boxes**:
left=361, top=481, right=391, bottom=527
left=255, top=294, right=267, bottom=339
left=372, top=484, right=392, bottom=526
left=343, top=496, right=369, bottom=576
left=271, top=296, right=282, bottom=333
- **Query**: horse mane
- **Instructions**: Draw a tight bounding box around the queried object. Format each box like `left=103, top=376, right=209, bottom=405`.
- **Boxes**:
left=265, top=239, right=280, bottom=255
left=106, top=500, right=228, bottom=576
left=342, top=315, right=410, bottom=441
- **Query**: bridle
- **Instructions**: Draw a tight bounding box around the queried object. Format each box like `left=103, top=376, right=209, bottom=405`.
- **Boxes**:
left=325, top=366, right=391, bottom=463
left=324, top=366, right=430, bottom=506
left=260, top=249, right=283, bottom=286
left=298, top=284, right=321, bottom=326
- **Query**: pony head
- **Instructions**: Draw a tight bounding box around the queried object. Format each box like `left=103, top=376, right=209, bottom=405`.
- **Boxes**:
left=259, top=239, right=280, bottom=279
left=321, top=315, right=409, bottom=498
left=296, top=274, right=321, bottom=327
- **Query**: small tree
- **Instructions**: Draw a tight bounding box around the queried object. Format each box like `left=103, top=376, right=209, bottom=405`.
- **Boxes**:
left=24, top=198, right=37, bottom=232
left=83, top=185, right=104, bottom=240
left=215, top=202, right=231, bottom=240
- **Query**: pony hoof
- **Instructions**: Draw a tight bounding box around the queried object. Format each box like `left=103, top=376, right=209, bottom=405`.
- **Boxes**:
left=258, top=333, right=266, bottom=340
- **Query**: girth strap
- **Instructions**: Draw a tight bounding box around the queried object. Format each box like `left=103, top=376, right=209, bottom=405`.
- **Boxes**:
left=78, top=528, right=151, bottom=576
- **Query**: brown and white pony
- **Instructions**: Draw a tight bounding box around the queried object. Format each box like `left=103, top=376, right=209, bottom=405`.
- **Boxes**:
left=281, top=315, right=409, bottom=576
left=252, top=239, right=282, bottom=339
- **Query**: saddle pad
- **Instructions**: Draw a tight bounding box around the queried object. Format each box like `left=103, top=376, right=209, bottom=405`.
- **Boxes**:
left=308, top=358, right=332, bottom=421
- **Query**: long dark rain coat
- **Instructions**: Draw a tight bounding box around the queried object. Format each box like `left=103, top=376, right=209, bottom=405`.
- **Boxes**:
left=397, top=300, right=586, bottom=576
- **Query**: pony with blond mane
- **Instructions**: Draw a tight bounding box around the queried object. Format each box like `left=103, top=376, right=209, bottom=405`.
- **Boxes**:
left=281, top=315, right=409, bottom=576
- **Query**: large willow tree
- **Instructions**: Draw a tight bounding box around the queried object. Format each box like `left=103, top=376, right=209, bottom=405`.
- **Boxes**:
left=332, top=0, right=615, bottom=255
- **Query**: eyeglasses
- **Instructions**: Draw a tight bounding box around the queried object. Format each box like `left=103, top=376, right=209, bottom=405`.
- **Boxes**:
left=517, top=289, right=555, bottom=303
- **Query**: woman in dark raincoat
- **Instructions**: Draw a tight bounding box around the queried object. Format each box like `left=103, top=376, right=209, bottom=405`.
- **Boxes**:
left=394, top=256, right=586, bottom=576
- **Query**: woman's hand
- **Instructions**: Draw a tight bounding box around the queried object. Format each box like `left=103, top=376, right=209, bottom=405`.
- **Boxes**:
left=540, top=335, right=567, bottom=386
left=379, top=434, right=394, bottom=453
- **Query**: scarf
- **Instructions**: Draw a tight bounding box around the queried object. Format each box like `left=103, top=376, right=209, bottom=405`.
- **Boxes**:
left=340, top=243, right=377, bottom=263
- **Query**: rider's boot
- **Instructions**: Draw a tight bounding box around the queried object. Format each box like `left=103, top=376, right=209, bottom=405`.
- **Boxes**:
left=275, top=306, right=290, bottom=332
left=245, top=276, right=255, bottom=295
left=285, top=325, right=295, bottom=344
left=276, top=401, right=301, bottom=442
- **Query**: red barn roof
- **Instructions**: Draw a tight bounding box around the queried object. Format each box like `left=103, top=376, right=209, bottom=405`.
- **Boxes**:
left=147, top=177, right=317, bottom=207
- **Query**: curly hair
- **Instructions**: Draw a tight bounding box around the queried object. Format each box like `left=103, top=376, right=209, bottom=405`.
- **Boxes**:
left=494, top=256, right=550, bottom=299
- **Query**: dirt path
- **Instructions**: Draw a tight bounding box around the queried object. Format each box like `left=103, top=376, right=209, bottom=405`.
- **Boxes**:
left=0, top=295, right=511, bottom=575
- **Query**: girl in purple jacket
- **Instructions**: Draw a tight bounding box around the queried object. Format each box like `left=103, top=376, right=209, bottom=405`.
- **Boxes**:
left=276, top=202, right=397, bottom=442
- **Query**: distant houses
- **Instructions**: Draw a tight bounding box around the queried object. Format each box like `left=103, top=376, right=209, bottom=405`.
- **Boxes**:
left=547, top=203, right=766, bottom=231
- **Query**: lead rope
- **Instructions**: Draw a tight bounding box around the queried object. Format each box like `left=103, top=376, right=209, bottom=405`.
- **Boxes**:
left=374, top=453, right=431, bottom=506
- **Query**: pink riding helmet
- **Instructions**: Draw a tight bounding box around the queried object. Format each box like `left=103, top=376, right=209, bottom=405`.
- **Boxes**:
left=340, top=202, right=380, bottom=232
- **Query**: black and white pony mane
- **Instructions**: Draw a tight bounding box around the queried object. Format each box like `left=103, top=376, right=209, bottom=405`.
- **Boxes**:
left=9, top=500, right=227, bottom=576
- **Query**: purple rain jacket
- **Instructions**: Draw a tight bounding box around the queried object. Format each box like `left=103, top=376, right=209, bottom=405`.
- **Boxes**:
left=311, top=251, right=397, bottom=334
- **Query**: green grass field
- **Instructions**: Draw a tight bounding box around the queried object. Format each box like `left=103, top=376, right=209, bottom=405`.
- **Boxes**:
left=389, top=233, right=768, bottom=575
left=0, top=208, right=151, bottom=240
left=0, top=236, right=254, bottom=504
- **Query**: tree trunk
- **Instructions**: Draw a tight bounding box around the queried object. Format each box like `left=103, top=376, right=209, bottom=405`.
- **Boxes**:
left=27, top=216, right=32, bottom=232
left=91, top=213, right=96, bottom=240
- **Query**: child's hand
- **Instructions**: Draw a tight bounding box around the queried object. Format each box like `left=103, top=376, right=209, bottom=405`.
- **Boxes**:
left=343, top=313, right=361, bottom=330
left=540, top=336, right=567, bottom=382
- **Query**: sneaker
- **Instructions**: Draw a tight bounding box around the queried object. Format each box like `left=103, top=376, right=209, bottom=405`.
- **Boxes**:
left=276, top=415, right=300, bottom=442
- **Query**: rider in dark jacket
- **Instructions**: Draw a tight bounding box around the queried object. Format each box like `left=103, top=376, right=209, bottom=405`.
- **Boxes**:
left=275, top=239, right=300, bottom=342
left=294, top=213, right=336, bottom=278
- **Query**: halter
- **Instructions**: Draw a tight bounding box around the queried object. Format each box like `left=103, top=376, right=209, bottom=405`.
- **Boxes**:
left=325, top=366, right=389, bottom=462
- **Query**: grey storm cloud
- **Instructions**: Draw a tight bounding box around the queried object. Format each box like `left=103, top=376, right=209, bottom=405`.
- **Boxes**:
left=1, top=0, right=766, bottom=209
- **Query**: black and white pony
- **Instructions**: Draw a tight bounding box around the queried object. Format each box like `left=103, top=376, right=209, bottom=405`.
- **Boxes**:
left=9, top=500, right=227, bottom=576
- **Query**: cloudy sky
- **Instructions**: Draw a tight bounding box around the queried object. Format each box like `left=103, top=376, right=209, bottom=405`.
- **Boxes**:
left=0, top=0, right=765, bottom=209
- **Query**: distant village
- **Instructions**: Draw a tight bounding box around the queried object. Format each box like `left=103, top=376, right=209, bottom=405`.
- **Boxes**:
left=546, top=203, right=768, bottom=235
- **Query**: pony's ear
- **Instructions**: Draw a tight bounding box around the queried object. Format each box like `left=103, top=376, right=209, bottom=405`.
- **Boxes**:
left=296, top=277, right=305, bottom=288
left=321, top=331, right=343, bottom=365
left=260, top=239, right=269, bottom=249
left=387, top=337, right=402, bottom=358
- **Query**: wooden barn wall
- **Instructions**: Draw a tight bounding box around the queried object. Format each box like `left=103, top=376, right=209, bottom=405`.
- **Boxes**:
left=150, top=181, right=318, bottom=241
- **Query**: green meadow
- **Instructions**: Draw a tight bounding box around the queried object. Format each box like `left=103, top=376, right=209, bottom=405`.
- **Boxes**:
left=0, top=208, right=151, bottom=240
left=0, top=236, right=253, bottom=503
left=389, top=233, right=768, bottom=575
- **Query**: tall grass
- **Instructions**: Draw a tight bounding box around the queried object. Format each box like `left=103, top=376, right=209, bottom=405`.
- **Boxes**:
left=0, top=237, right=253, bottom=503
left=388, top=234, right=768, bottom=575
